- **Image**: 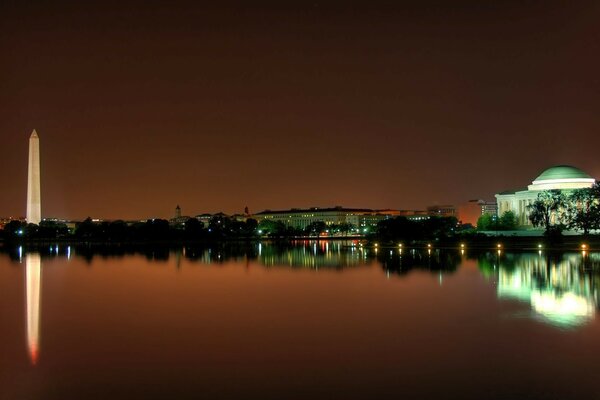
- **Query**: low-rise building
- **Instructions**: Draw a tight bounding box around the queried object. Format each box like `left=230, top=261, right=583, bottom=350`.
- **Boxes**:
left=253, top=206, right=399, bottom=231
left=426, top=205, right=457, bottom=218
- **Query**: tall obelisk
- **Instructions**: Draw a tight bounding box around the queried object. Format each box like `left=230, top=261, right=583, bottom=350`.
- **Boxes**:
left=27, top=130, right=41, bottom=224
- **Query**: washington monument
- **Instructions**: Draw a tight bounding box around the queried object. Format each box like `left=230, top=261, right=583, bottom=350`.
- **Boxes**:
left=27, top=130, right=41, bottom=224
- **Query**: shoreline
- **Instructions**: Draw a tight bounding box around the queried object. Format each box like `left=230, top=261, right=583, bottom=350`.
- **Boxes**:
left=1, top=235, right=598, bottom=252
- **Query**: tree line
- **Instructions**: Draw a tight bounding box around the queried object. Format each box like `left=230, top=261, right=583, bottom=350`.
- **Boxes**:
left=1, top=215, right=260, bottom=242
left=1, top=215, right=360, bottom=242
left=373, top=216, right=458, bottom=244
left=476, top=211, right=518, bottom=231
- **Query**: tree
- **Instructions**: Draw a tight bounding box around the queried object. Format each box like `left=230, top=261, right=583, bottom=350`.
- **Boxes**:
left=476, top=214, right=492, bottom=230
left=527, top=190, right=567, bottom=236
left=336, top=223, right=354, bottom=236
left=305, top=221, right=327, bottom=237
left=499, top=210, right=517, bottom=230
left=566, top=183, right=600, bottom=236
left=258, top=220, right=279, bottom=236
left=3, top=220, right=27, bottom=238
left=208, top=214, right=232, bottom=236
left=257, top=220, right=291, bottom=237
left=476, top=213, right=499, bottom=230
left=376, top=217, right=419, bottom=242
left=75, top=217, right=98, bottom=239
left=243, top=218, right=258, bottom=237
left=39, top=220, right=69, bottom=238
left=423, top=216, right=457, bottom=239
left=184, top=217, right=204, bottom=239
left=142, top=219, right=170, bottom=240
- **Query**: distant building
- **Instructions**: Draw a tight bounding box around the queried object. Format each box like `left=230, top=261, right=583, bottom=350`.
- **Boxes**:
left=231, top=213, right=250, bottom=222
left=426, top=205, right=456, bottom=218
left=396, top=210, right=430, bottom=221
left=457, top=200, right=497, bottom=226
left=170, top=205, right=190, bottom=227
left=495, top=165, right=596, bottom=227
left=194, top=213, right=213, bottom=228
left=253, top=206, right=400, bottom=232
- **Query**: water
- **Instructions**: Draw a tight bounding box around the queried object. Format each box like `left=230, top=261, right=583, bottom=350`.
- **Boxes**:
left=1, top=242, right=600, bottom=400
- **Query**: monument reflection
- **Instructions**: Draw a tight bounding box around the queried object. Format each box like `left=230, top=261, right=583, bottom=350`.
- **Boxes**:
left=25, top=253, right=41, bottom=365
left=11, top=244, right=600, bottom=370
left=480, top=252, right=600, bottom=327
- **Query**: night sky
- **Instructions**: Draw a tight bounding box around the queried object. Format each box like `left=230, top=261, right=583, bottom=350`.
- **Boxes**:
left=1, top=1, right=599, bottom=220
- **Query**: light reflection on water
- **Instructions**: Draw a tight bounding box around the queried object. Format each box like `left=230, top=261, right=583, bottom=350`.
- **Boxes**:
left=478, top=252, right=600, bottom=328
left=2, top=242, right=600, bottom=399
left=10, top=243, right=600, bottom=339
left=25, top=253, right=41, bottom=365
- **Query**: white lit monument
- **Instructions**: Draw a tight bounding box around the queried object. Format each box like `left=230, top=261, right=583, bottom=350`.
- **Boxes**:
left=26, top=130, right=41, bottom=224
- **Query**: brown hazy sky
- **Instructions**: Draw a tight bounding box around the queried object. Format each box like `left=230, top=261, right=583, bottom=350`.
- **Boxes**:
left=1, top=1, right=599, bottom=220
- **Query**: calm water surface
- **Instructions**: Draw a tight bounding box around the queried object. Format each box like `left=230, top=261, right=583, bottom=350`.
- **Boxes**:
left=1, top=242, right=600, bottom=400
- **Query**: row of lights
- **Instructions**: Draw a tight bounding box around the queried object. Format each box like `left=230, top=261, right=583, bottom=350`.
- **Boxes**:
left=370, top=242, right=591, bottom=251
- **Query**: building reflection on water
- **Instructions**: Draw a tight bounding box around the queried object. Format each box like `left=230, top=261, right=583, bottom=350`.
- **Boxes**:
left=5, top=242, right=600, bottom=366
left=258, top=241, right=367, bottom=269
left=25, top=252, right=41, bottom=365
left=479, top=252, right=600, bottom=328
left=181, top=240, right=371, bottom=269
left=376, top=248, right=460, bottom=277
left=0, top=242, right=467, bottom=275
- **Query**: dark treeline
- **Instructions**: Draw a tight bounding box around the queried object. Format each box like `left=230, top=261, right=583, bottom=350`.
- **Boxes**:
left=1, top=216, right=260, bottom=243
left=0, top=241, right=467, bottom=277
left=372, top=216, right=459, bottom=244
left=1, top=216, right=359, bottom=243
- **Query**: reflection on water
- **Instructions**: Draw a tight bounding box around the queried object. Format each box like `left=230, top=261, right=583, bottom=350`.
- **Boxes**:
left=260, top=241, right=364, bottom=269
left=479, top=252, right=600, bottom=328
left=376, top=248, right=460, bottom=277
left=25, top=252, right=41, bottom=365
left=4, top=242, right=600, bottom=370
left=3, top=241, right=466, bottom=275
left=4, top=242, right=600, bottom=399
left=183, top=240, right=368, bottom=269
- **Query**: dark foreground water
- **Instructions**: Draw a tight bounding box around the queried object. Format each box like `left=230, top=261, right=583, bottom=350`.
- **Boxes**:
left=1, top=242, right=600, bottom=400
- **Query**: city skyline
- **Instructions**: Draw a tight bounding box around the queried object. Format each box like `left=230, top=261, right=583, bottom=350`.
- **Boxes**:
left=4, top=128, right=597, bottom=222
left=1, top=2, right=599, bottom=220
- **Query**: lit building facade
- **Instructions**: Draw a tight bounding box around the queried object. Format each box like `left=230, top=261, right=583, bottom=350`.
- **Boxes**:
left=253, top=207, right=400, bottom=231
left=495, top=165, right=596, bottom=227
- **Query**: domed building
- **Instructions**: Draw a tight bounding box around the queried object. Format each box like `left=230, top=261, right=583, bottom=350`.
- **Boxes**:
left=495, top=165, right=596, bottom=227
